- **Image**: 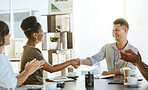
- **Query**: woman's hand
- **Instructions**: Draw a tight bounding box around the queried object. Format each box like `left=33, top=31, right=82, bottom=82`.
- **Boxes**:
left=24, top=59, right=45, bottom=75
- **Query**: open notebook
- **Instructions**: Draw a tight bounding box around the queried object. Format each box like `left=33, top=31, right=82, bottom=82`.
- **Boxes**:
left=94, top=74, right=115, bottom=79
left=49, top=77, right=74, bottom=82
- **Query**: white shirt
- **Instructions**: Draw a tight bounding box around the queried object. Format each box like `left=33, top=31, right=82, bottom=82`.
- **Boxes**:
left=89, top=42, right=138, bottom=74
left=0, top=54, right=17, bottom=89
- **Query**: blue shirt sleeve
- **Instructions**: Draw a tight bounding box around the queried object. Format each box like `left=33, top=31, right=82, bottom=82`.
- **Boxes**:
left=88, top=45, right=106, bottom=65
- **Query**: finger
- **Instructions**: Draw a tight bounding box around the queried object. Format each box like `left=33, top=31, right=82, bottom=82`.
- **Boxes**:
left=28, top=64, right=40, bottom=74
left=31, top=60, right=39, bottom=65
left=32, top=62, right=41, bottom=70
left=124, top=49, right=129, bottom=53
left=137, top=51, right=142, bottom=60
left=25, top=62, right=30, bottom=68
left=73, top=65, right=78, bottom=69
left=30, top=60, right=40, bottom=67
left=120, top=51, right=128, bottom=57
left=71, top=65, right=75, bottom=69
left=137, top=51, right=141, bottom=57
left=76, top=59, right=80, bottom=66
left=120, top=54, right=128, bottom=59
left=73, top=66, right=78, bottom=69
left=132, top=63, right=136, bottom=66
left=102, top=71, right=107, bottom=73
left=120, top=50, right=127, bottom=55
left=76, top=58, right=82, bottom=65
left=25, top=62, right=29, bottom=66
left=120, top=55, right=128, bottom=61
left=40, top=66, right=43, bottom=68
left=29, top=58, right=37, bottom=64
left=120, top=51, right=125, bottom=55
left=39, top=60, right=45, bottom=65
left=102, top=71, right=107, bottom=75
left=73, top=59, right=79, bottom=65
left=129, top=49, right=136, bottom=55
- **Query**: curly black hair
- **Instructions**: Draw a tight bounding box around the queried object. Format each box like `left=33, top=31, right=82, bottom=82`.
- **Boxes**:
left=20, top=16, right=41, bottom=39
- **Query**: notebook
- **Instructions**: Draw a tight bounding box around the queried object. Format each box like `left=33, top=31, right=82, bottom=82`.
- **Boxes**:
left=94, top=74, right=115, bottom=79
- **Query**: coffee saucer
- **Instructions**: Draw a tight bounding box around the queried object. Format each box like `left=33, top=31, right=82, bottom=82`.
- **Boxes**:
left=44, top=87, right=61, bottom=90
left=124, top=82, right=141, bottom=87
left=67, top=76, right=79, bottom=80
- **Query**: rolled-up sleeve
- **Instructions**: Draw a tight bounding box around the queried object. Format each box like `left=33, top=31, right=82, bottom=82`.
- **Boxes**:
left=88, top=45, right=106, bottom=65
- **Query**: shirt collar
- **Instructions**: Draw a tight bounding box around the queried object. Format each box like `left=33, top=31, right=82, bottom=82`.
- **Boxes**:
left=112, top=41, right=130, bottom=51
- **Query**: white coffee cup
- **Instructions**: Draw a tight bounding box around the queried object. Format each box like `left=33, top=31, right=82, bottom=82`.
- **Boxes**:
left=123, top=67, right=131, bottom=77
left=45, top=82, right=57, bottom=89
left=127, top=77, right=138, bottom=85
left=68, top=72, right=76, bottom=77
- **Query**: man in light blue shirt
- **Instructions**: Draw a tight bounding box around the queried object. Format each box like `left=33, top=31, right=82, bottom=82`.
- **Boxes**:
left=78, top=18, right=138, bottom=75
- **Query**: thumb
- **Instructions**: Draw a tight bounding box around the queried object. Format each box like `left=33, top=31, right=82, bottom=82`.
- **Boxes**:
left=137, top=51, right=140, bottom=56
left=137, top=51, right=142, bottom=60
left=25, top=62, right=29, bottom=67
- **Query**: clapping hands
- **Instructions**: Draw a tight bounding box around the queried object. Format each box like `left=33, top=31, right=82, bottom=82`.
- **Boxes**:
left=120, top=49, right=141, bottom=65
left=24, top=59, right=45, bottom=75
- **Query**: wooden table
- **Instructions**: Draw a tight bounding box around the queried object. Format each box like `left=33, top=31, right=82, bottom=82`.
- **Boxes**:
left=17, top=75, right=148, bottom=90
left=62, top=75, right=148, bottom=90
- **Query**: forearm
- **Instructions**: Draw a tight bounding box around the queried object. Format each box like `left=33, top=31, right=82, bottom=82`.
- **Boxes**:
left=16, top=71, right=30, bottom=88
left=136, top=61, right=148, bottom=81
left=102, top=69, right=121, bottom=75
left=81, top=58, right=92, bottom=66
left=52, top=61, right=71, bottom=72
left=43, top=61, right=71, bottom=73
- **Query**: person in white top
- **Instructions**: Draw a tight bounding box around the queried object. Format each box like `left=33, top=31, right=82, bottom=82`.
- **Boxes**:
left=0, top=20, right=45, bottom=89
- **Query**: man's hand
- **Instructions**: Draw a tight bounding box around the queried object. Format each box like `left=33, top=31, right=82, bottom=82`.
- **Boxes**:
left=102, top=71, right=111, bottom=75
left=120, top=49, right=141, bottom=64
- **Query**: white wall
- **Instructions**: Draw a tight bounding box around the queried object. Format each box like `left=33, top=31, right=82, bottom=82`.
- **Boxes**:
left=73, top=0, right=148, bottom=71
left=0, top=0, right=49, bottom=73
left=1, top=0, right=148, bottom=73
left=73, top=0, right=124, bottom=58
left=0, top=0, right=10, bottom=10
left=0, top=0, right=48, bottom=33
left=126, top=0, right=148, bottom=64
left=13, top=0, right=48, bottom=32
left=73, top=0, right=125, bottom=73
left=0, top=0, right=48, bottom=52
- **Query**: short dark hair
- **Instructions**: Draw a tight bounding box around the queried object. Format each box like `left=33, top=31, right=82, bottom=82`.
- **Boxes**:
left=0, top=21, right=9, bottom=46
left=20, top=16, right=41, bottom=39
left=113, top=18, right=129, bottom=30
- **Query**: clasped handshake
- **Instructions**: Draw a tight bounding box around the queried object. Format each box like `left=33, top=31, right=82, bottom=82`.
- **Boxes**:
left=69, top=58, right=81, bottom=69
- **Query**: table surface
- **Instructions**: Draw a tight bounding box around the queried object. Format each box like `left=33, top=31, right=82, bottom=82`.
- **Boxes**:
left=62, top=75, right=148, bottom=90
left=17, top=75, right=148, bottom=90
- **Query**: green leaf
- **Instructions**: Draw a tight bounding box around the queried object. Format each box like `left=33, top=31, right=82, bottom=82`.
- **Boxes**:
left=50, top=37, right=59, bottom=42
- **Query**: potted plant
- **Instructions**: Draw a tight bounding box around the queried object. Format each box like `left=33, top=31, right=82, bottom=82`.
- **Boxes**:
left=49, top=37, right=59, bottom=50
